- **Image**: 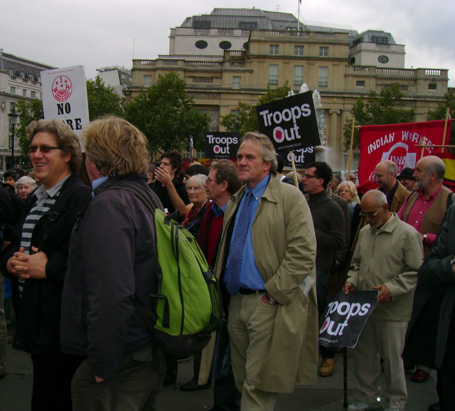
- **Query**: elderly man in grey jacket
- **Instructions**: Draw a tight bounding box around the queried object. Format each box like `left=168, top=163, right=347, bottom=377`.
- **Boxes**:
left=344, top=190, right=423, bottom=411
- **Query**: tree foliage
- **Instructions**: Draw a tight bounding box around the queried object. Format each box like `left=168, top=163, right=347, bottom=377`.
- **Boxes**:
left=15, top=98, right=44, bottom=154
left=343, top=85, right=415, bottom=151
left=124, top=72, right=210, bottom=154
left=427, top=90, right=455, bottom=148
left=221, top=83, right=291, bottom=135
left=86, top=77, right=124, bottom=120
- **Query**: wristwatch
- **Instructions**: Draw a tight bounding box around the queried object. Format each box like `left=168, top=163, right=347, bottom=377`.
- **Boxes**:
left=264, top=293, right=278, bottom=305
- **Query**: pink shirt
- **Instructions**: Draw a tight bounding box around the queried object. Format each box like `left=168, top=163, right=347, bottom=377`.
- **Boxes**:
left=397, top=186, right=443, bottom=246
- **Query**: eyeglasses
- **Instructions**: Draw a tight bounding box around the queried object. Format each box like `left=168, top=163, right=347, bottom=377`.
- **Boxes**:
left=186, top=186, right=202, bottom=192
left=359, top=209, right=381, bottom=218
left=28, top=145, right=61, bottom=154
left=303, top=174, right=320, bottom=179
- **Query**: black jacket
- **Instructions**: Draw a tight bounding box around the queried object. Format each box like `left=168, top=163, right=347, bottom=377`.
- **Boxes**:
left=0, top=173, right=92, bottom=355
left=60, top=175, right=163, bottom=379
left=404, top=203, right=455, bottom=371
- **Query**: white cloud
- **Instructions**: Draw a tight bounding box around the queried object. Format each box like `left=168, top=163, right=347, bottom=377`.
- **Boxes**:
left=1, top=0, right=453, bottom=86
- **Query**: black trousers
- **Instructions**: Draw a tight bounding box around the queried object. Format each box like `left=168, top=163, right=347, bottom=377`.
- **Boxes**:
left=437, top=315, right=455, bottom=411
left=31, top=352, right=86, bottom=411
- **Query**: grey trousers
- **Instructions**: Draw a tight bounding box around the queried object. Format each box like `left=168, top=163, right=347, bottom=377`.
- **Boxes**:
left=71, top=343, right=166, bottom=411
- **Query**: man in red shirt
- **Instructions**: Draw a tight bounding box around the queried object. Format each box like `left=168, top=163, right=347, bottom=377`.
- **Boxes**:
left=182, top=159, right=242, bottom=410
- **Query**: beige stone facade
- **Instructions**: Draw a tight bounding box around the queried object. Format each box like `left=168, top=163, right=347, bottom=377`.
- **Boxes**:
left=128, top=26, right=448, bottom=171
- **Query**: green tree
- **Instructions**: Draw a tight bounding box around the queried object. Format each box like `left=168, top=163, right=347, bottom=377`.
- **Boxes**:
left=343, top=85, right=415, bottom=151
left=124, top=72, right=210, bottom=153
left=16, top=98, right=44, bottom=154
left=427, top=90, right=455, bottom=149
left=221, top=83, right=291, bottom=134
left=86, top=77, right=124, bottom=120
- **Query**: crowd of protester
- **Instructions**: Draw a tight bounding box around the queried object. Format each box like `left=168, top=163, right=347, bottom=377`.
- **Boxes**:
left=0, top=118, right=453, bottom=411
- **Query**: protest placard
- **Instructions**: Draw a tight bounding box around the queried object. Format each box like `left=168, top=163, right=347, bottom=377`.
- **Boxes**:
left=319, top=290, right=377, bottom=348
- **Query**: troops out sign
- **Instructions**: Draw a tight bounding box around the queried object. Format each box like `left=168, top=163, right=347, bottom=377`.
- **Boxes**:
left=256, top=91, right=320, bottom=163
left=283, top=147, right=315, bottom=168
left=41, top=65, right=89, bottom=139
left=318, top=290, right=377, bottom=348
left=205, top=132, right=241, bottom=159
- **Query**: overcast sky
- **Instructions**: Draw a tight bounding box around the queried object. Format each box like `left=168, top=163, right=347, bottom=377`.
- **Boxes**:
left=2, top=0, right=454, bottom=87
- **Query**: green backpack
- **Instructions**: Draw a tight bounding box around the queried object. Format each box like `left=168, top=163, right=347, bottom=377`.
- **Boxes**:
left=109, top=182, right=224, bottom=358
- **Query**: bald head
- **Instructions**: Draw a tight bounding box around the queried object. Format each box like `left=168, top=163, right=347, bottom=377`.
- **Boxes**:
left=374, top=160, right=398, bottom=193
left=414, top=155, right=445, bottom=193
left=361, top=189, right=391, bottom=229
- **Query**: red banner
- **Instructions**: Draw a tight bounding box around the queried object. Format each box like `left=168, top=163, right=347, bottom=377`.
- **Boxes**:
left=357, top=120, right=450, bottom=193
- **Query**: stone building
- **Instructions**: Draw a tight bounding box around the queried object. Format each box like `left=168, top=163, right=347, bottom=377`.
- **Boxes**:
left=0, top=49, right=55, bottom=170
left=127, top=8, right=449, bottom=170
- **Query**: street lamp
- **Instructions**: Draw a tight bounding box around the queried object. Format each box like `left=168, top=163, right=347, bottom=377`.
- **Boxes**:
left=8, top=106, right=19, bottom=169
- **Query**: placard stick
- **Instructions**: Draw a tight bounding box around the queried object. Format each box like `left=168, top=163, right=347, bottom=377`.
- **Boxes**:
left=348, top=117, right=355, bottom=177
left=290, top=152, right=299, bottom=188
left=441, top=107, right=450, bottom=154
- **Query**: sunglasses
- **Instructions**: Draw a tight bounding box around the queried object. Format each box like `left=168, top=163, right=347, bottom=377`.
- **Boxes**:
left=28, top=145, right=62, bottom=154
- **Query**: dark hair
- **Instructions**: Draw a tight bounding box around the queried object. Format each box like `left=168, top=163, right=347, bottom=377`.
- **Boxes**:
left=4, top=169, right=20, bottom=182
left=161, top=151, right=183, bottom=177
left=185, top=164, right=209, bottom=177
left=305, top=161, right=333, bottom=189
left=210, top=159, right=242, bottom=195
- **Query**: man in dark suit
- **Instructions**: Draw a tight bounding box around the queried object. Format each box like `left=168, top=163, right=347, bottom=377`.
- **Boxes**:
left=404, top=203, right=455, bottom=411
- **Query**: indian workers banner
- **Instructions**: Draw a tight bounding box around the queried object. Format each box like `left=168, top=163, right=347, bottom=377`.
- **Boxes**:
left=204, top=132, right=241, bottom=159
left=357, top=120, right=449, bottom=192
left=41, top=65, right=89, bottom=141
left=256, top=91, right=320, bottom=167
left=319, top=290, right=377, bottom=348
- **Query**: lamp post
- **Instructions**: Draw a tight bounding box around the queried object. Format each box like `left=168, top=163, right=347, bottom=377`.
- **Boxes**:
left=8, top=106, right=19, bottom=169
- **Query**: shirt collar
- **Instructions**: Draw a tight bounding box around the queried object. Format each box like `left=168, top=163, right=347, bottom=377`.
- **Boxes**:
left=35, top=173, right=71, bottom=199
left=245, top=174, right=270, bottom=200
left=92, top=176, right=109, bottom=192
left=418, top=185, right=442, bottom=200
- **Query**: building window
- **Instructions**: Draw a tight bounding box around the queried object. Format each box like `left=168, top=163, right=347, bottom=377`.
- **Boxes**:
left=294, top=46, right=304, bottom=56
left=233, top=76, right=241, bottom=89
left=29, top=75, right=34, bottom=81
left=23, top=89, right=27, bottom=97
left=428, top=83, right=437, bottom=90
left=239, top=21, right=257, bottom=29
left=31, top=91, right=36, bottom=98
left=40, top=93, right=43, bottom=100
left=10, top=86, right=16, bottom=94
left=270, top=45, right=279, bottom=55
left=269, top=65, right=279, bottom=85
left=219, top=41, right=232, bottom=50
left=356, top=80, right=365, bottom=87
left=199, top=109, right=218, bottom=131
left=319, top=47, right=329, bottom=57
left=143, top=75, right=152, bottom=87
left=195, top=40, right=208, bottom=49
left=318, top=67, right=329, bottom=87
left=372, top=36, right=388, bottom=45
left=294, top=66, right=304, bottom=87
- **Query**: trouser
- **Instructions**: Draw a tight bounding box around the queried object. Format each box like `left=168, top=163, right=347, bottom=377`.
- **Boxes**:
left=71, top=343, right=165, bottom=411
left=0, top=274, right=6, bottom=376
left=228, top=292, right=278, bottom=411
left=316, top=270, right=336, bottom=359
left=30, top=352, right=85, bottom=411
left=437, top=313, right=455, bottom=411
left=352, top=318, right=407, bottom=409
left=212, top=321, right=241, bottom=411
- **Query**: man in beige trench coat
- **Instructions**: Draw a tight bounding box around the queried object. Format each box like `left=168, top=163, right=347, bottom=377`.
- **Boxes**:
left=214, top=132, right=318, bottom=410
